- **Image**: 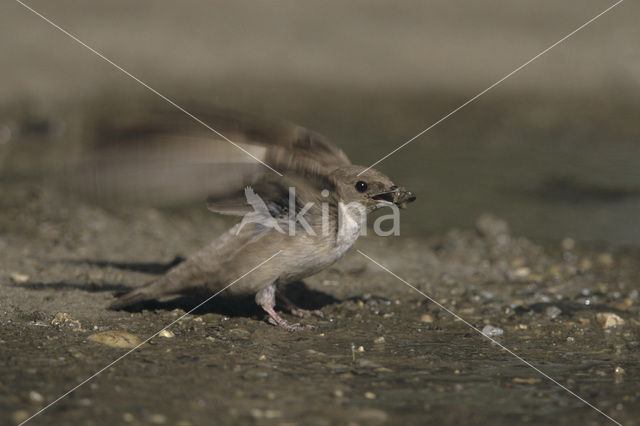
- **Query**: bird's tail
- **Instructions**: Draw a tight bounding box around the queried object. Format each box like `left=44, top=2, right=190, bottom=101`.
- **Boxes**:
left=108, top=276, right=182, bottom=310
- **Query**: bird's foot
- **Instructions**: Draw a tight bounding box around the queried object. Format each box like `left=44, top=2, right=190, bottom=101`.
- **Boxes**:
left=276, top=291, right=324, bottom=319
left=262, top=305, right=314, bottom=331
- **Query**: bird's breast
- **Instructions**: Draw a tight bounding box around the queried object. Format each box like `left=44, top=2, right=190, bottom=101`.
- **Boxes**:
left=334, top=202, right=363, bottom=258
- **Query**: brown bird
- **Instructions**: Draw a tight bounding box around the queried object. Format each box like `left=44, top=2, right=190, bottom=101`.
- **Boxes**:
left=97, top=107, right=415, bottom=329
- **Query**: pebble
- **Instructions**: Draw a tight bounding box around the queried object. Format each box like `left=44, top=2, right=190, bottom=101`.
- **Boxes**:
left=50, top=312, right=82, bottom=331
left=561, top=238, right=575, bottom=251
left=512, top=377, right=542, bottom=385
left=29, top=390, right=44, bottom=402
left=512, top=267, right=531, bottom=278
left=597, top=253, right=614, bottom=268
left=481, top=325, right=504, bottom=338
left=420, top=314, right=434, bottom=323
left=250, top=408, right=282, bottom=419
left=149, top=413, right=167, bottom=424
left=614, top=366, right=625, bottom=384
left=595, top=313, right=625, bottom=329
left=12, top=410, right=30, bottom=424
left=578, top=258, right=592, bottom=272
left=364, top=391, right=376, bottom=399
left=229, top=328, right=250, bottom=338
left=158, top=329, right=175, bottom=338
left=10, top=272, right=30, bottom=283
left=88, top=331, right=142, bottom=348
left=373, top=336, right=385, bottom=344
left=356, top=409, right=388, bottom=422
left=545, top=306, right=562, bottom=320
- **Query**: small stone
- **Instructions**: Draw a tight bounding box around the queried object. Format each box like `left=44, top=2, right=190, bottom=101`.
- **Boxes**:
left=264, top=410, right=282, bottom=419
left=545, top=306, right=562, bottom=320
left=373, top=336, right=385, bottom=344
left=597, top=253, right=614, bottom=268
left=10, top=272, right=29, bottom=283
left=88, top=331, right=142, bottom=348
left=364, top=391, right=376, bottom=399
left=229, top=328, right=250, bottom=338
left=357, top=346, right=365, bottom=353
left=149, top=413, right=167, bottom=424
left=512, top=377, right=542, bottom=385
left=123, top=413, right=134, bottom=422
left=566, top=336, right=575, bottom=343
left=561, top=238, right=575, bottom=251
left=614, top=366, right=625, bottom=384
left=513, top=267, right=531, bottom=278
left=578, top=259, right=592, bottom=272
left=51, top=312, right=82, bottom=331
left=258, top=354, right=266, bottom=361
left=481, top=325, right=504, bottom=338
left=596, top=313, right=625, bottom=329
left=12, top=410, right=30, bottom=424
left=358, top=359, right=382, bottom=369
left=29, top=390, right=44, bottom=402
left=476, top=214, right=510, bottom=240
left=333, top=389, right=344, bottom=398
left=420, top=314, right=434, bottom=323
left=158, top=329, right=175, bottom=338
left=356, top=409, right=388, bottom=422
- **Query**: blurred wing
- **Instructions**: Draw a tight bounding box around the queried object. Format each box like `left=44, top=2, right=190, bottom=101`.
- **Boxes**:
left=206, top=173, right=332, bottom=220
left=63, top=103, right=350, bottom=205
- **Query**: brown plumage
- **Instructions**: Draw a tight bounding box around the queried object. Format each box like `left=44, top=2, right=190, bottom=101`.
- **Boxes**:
left=89, top=106, right=415, bottom=329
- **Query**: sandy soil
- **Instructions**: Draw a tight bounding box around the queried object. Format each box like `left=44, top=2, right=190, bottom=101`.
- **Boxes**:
left=1, top=182, right=638, bottom=425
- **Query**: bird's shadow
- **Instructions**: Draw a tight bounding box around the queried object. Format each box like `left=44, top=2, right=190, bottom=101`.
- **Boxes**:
left=115, top=281, right=340, bottom=318
left=29, top=257, right=340, bottom=318
left=66, top=256, right=186, bottom=274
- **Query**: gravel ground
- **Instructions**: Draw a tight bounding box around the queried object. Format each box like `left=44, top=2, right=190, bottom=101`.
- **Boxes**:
left=1, top=182, right=638, bottom=425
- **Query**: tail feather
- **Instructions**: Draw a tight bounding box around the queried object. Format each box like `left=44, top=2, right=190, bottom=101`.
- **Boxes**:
left=108, top=275, right=183, bottom=310
left=108, top=286, right=156, bottom=309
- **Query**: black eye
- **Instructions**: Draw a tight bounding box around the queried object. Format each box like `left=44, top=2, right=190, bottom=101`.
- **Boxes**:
left=355, top=181, right=368, bottom=192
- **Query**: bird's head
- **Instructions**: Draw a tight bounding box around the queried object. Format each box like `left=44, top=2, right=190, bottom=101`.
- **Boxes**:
left=329, top=166, right=416, bottom=213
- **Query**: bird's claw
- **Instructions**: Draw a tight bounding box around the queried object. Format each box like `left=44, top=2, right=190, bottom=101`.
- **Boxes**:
left=267, top=316, right=314, bottom=331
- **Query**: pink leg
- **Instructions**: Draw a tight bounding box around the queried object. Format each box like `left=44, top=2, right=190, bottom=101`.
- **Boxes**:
left=261, top=304, right=311, bottom=331
left=256, top=282, right=314, bottom=331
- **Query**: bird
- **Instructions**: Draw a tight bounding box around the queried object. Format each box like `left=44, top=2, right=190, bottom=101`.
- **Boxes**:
left=99, top=106, right=416, bottom=330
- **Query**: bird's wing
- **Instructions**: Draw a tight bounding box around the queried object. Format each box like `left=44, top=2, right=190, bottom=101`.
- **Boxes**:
left=206, top=172, right=333, bottom=221
left=65, top=103, right=350, bottom=206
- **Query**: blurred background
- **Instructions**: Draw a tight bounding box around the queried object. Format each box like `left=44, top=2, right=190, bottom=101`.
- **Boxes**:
left=1, top=0, right=639, bottom=245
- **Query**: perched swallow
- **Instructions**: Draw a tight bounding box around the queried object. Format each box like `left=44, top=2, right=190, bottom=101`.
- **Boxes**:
left=102, top=107, right=415, bottom=329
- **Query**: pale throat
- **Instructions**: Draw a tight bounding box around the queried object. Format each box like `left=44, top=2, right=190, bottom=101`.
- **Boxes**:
left=335, top=201, right=365, bottom=257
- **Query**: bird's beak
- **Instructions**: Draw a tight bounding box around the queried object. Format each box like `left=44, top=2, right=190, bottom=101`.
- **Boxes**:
left=372, top=186, right=416, bottom=208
